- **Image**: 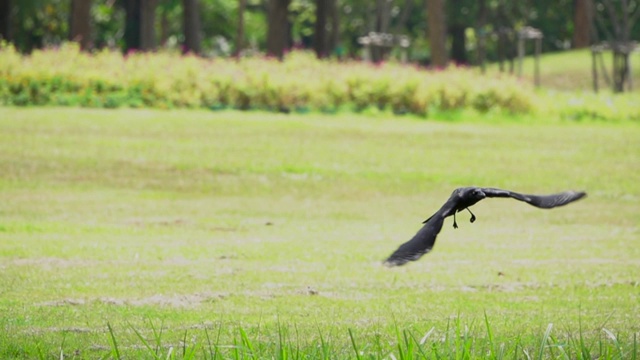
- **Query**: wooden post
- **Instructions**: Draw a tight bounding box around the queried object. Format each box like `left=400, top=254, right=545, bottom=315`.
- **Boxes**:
left=628, top=51, right=634, bottom=90
left=591, top=48, right=599, bottom=92
left=534, top=37, right=541, bottom=87
left=613, top=50, right=622, bottom=92
left=517, top=36, right=524, bottom=77
left=478, top=32, right=486, bottom=74
left=362, top=44, right=371, bottom=62
left=498, top=31, right=504, bottom=72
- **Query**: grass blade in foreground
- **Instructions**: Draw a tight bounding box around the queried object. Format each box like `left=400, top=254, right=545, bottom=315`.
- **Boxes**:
left=106, top=322, right=121, bottom=360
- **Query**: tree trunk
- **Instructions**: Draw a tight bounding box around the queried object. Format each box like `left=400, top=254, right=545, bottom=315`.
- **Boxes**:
left=476, top=0, right=487, bottom=71
left=449, top=24, right=466, bottom=64
left=313, top=0, right=328, bottom=58
left=377, top=0, right=391, bottom=33
left=328, top=0, right=339, bottom=56
left=573, top=0, right=591, bottom=48
left=376, top=0, right=393, bottom=61
left=426, top=0, right=447, bottom=67
left=182, top=0, right=201, bottom=54
left=124, top=0, right=141, bottom=51
left=123, top=0, right=156, bottom=51
left=0, top=0, right=12, bottom=42
left=313, top=0, right=338, bottom=58
left=70, top=0, right=92, bottom=50
left=234, top=0, right=246, bottom=57
left=160, top=6, right=169, bottom=46
left=140, top=0, right=157, bottom=51
left=266, top=0, right=291, bottom=59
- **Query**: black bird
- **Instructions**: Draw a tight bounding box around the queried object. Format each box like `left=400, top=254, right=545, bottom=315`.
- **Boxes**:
left=384, top=187, right=587, bottom=267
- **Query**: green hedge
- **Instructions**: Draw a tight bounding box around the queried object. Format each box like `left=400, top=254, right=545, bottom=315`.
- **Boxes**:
left=0, top=42, right=638, bottom=121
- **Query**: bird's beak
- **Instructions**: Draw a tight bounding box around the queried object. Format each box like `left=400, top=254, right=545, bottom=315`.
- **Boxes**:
left=478, top=190, right=486, bottom=199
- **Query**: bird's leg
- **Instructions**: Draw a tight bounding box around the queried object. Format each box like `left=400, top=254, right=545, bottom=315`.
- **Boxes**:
left=453, top=212, right=459, bottom=229
left=466, top=208, right=476, bottom=223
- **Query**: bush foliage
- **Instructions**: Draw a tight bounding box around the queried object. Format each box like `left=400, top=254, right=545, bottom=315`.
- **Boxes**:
left=1, top=42, right=638, bottom=121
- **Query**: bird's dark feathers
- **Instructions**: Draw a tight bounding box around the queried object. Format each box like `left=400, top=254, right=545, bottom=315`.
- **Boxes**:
left=384, top=187, right=586, bottom=267
left=481, top=188, right=586, bottom=208
left=383, top=215, right=444, bottom=267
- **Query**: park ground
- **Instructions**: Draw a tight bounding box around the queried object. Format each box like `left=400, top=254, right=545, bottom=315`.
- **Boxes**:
left=0, top=107, right=639, bottom=359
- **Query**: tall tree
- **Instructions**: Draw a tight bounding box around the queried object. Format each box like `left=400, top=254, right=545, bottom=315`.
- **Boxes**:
left=0, top=0, right=11, bottom=42
left=573, top=0, right=591, bottom=48
left=376, top=0, right=392, bottom=34
left=123, top=0, right=157, bottom=51
left=427, top=0, right=447, bottom=67
left=235, top=0, right=246, bottom=57
left=124, top=0, right=141, bottom=50
left=313, top=0, right=328, bottom=58
left=266, top=0, right=291, bottom=59
left=140, top=0, right=157, bottom=50
left=69, top=0, right=92, bottom=50
left=476, top=0, right=487, bottom=69
left=182, top=0, right=201, bottom=53
left=373, top=0, right=392, bottom=62
left=328, top=0, right=339, bottom=55
left=448, top=0, right=469, bottom=64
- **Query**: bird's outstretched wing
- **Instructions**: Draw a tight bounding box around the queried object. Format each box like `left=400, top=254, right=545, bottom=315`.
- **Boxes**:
left=384, top=187, right=586, bottom=267
left=384, top=214, right=445, bottom=267
left=481, top=188, right=587, bottom=209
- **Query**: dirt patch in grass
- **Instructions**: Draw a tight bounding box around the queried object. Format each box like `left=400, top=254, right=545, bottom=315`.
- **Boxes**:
left=9, top=257, right=110, bottom=268
left=38, top=293, right=229, bottom=308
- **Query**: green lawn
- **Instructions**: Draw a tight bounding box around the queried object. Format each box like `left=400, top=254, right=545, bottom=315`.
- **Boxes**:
left=487, top=48, right=640, bottom=93
left=0, top=107, right=639, bottom=359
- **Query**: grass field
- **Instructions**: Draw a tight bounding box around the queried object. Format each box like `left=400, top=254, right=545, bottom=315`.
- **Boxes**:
left=486, top=48, right=640, bottom=93
left=0, top=107, right=639, bottom=359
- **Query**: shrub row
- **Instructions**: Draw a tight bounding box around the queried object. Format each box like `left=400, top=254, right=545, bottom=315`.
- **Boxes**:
left=0, top=43, right=538, bottom=116
left=1, top=43, right=638, bottom=121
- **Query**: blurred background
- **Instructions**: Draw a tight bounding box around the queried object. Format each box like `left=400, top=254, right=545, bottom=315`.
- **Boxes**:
left=1, top=0, right=638, bottom=117
left=0, top=0, right=637, bottom=68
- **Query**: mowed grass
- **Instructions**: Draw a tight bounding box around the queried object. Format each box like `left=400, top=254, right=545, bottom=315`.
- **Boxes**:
left=488, top=48, right=640, bottom=93
left=0, top=107, right=639, bottom=359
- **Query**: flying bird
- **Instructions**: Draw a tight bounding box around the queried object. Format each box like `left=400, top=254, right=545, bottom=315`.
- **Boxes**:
left=384, top=187, right=586, bottom=267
